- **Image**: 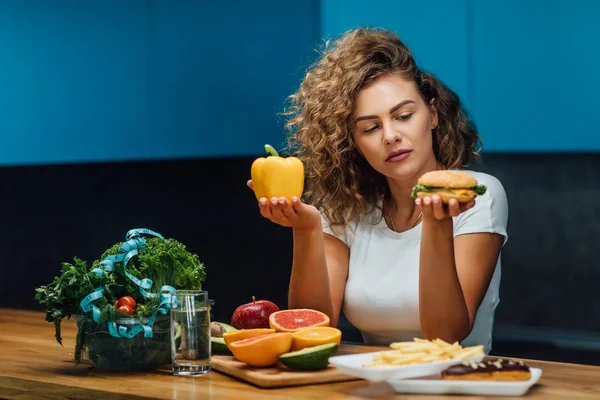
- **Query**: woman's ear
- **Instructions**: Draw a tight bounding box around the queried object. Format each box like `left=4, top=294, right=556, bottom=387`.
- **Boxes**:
left=429, top=98, right=439, bottom=129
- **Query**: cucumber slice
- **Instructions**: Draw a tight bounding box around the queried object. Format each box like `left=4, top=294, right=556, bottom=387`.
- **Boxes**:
left=279, top=343, right=338, bottom=371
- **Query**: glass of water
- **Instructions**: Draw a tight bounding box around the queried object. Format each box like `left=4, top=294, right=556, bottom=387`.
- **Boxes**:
left=170, top=290, right=211, bottom=375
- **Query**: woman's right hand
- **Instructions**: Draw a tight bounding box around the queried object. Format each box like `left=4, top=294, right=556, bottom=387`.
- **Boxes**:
left=247, top=180, right=322, bottom=231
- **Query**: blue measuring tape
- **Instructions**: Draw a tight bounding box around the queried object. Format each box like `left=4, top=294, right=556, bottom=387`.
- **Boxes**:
left=79, top=228, right=176, bottom=338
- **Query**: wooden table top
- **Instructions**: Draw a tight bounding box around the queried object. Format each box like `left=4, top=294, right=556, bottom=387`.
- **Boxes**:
left=2, top=308, right=600, bottom=399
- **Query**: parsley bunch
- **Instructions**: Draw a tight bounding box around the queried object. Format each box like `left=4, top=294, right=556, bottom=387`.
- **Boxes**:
left=34, top=257, right=105, bottom=345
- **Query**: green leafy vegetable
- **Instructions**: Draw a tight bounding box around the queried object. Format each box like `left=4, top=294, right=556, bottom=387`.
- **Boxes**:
left=410, top=184, right=436, bottom=198
left=97, top=238, right=206, bottom=296
left=34, top=257, right=104, bottom=345
left=471, top=185, right=487, bottom=195
left=34, top=235, right=208, bottom=367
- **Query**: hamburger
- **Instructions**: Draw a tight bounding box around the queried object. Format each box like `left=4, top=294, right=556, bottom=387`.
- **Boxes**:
left=410, top=170, right=487, bottom=203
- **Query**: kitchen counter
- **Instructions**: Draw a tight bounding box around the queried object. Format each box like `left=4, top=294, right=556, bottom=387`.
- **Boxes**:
left=2, top=308, right=600, bottom=399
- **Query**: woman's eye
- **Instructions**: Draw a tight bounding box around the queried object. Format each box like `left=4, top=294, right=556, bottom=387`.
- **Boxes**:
left=364, top=124, right=380, bottom=133
left=396, top=114, right=412, bottom=121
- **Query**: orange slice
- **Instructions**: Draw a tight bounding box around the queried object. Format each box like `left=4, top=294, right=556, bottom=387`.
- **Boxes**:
left=269, top=309, right=330, bottom=332
left=222, top=328, right=275, bottom=346
left=228, top=332, right=293, bottom=367
left=291, top=326, right=342, bottom=351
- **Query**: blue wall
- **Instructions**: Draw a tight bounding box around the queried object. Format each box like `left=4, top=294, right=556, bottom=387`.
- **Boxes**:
left=322, top=0, right=471, bottom=109
left=0, top=1, right=598, bottom=166
left=470, top=0, right=600, bottom=151
left=322, top=0, right=600, bottom=152
left=0, top=1, right=320, bottom=165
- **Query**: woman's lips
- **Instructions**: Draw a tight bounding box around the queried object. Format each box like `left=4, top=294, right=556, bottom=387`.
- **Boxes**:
left=386, top=150, right=412, bottom=162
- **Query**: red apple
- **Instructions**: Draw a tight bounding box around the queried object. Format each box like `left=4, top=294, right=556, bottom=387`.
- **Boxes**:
left=231, top=296, right=280, bottom=329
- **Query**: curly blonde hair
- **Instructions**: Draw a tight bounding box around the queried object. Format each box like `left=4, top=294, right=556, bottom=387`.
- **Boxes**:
left=283, top=28, right=482, bottom=230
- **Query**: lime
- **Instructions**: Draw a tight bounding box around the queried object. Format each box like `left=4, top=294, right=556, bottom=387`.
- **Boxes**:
left=279, top=342, right=338, bottom=371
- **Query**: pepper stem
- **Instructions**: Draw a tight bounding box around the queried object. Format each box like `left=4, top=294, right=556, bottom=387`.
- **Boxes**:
left=252, top=296, right=256, bottom=304
left=264, top=144, right=279, bottom=157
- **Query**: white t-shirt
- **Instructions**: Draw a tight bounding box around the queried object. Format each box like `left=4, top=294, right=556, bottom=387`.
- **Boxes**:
left=321, top=171, right=508, bottom=354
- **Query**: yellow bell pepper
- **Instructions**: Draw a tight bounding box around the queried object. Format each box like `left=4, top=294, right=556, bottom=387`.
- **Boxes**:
left=251, top=144, right=304, bottom=202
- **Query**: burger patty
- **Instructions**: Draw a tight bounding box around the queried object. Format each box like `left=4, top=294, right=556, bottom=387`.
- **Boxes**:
left=411, top=184, right=486, bottom=198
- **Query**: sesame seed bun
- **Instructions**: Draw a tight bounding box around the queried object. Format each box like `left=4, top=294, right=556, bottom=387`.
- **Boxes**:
left=417, top=170, right=478, bottom=189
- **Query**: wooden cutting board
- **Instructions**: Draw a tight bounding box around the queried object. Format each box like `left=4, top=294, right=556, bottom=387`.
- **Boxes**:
left=211, top=355, right=358, bottom=388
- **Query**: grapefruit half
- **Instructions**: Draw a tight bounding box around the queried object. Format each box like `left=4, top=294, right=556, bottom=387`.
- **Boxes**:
left=269, top=309, right=330, bottom=332
left=228, top=332, right=292, bottom=367
left=291, top=326, right=342, bottom=351
left=222, top=328, right=275, bottom=346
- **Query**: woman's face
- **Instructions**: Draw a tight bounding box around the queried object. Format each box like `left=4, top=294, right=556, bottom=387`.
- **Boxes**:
left=352, top=73, right=438, bottom=185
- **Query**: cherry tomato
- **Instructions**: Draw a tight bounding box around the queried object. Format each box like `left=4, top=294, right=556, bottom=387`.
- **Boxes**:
left=114, top=300, right=118, bottom=307
left=118, top=305, right=133, bottom=315
left=116, top=296, right=137, bottom=310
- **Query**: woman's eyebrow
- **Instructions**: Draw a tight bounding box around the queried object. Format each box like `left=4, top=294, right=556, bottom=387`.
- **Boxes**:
left=389, top=100, right=415, bottom=114
left=355, top=100, right=416, bottom=124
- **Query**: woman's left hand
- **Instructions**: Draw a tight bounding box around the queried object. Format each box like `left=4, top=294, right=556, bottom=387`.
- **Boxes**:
left=415, top=195, right=475, bottom=221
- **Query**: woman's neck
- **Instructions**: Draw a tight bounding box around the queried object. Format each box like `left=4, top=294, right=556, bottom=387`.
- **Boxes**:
left=385, top=157, right=440, bottom=232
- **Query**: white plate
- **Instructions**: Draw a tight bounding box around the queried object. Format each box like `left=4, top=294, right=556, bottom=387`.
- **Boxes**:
left=328, top=351, right=485, bottom=382
left=388, top=368, right=542, bottom=396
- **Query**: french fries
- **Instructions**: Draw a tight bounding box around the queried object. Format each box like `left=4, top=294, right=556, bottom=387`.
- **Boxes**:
left=362, top=338, right=484, bottom=368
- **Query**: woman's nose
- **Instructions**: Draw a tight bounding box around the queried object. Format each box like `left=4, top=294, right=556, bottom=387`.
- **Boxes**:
left=383, top=122, right=402, bottom=144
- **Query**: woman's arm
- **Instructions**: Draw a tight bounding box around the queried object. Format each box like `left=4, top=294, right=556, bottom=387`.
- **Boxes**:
left=288, top=229, right=349, bottom=328
left=249, top=185, right=349, bottom=327
left=248, top=179, right=350, bottom=326
left=417, top=195, right=503, bottom=343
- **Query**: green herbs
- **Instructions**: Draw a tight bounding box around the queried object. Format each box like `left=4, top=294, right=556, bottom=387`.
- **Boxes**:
left=34, top=257, right=104, bottom=345
left=34, top=235, right=207, bottom=366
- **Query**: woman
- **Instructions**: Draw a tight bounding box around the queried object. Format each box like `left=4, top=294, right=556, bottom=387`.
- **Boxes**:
left=248, top=28, right=508, bottom=353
